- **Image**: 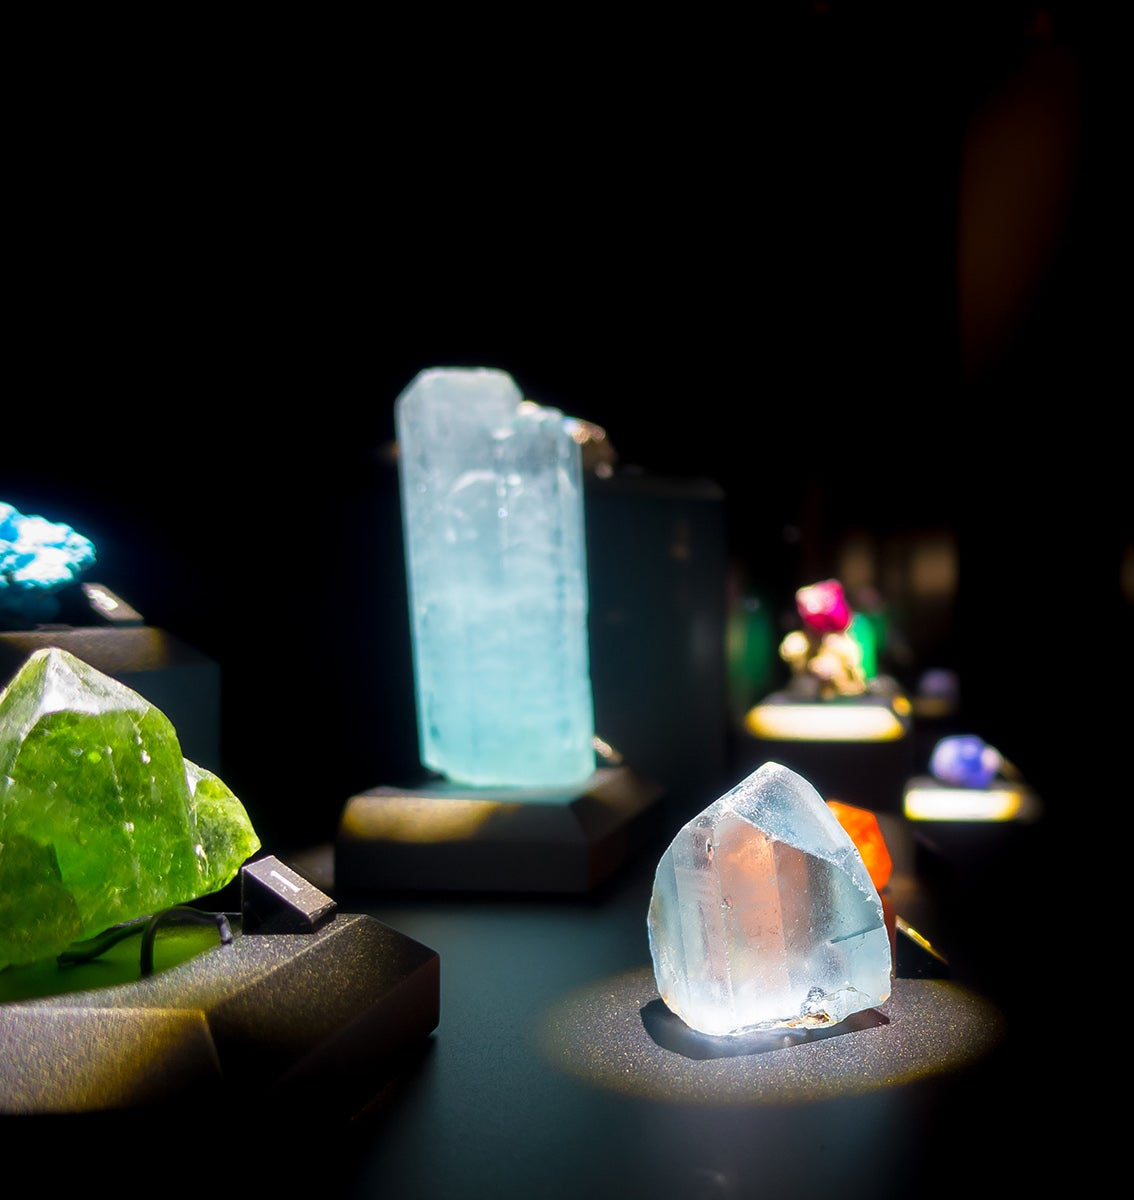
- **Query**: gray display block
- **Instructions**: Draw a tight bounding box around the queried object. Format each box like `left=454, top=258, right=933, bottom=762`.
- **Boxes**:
left=0, top=912, right=440, bottom=1119
left=242, top=854, right=339, bottom=933
left=335, top=766, right=664, bottom=894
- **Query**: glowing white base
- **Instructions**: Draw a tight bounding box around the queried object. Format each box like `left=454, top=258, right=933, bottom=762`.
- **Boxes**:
left=902, top=777, right=1042, bottom=823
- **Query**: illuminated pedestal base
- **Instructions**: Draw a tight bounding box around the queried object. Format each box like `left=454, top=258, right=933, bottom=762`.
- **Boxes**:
left=0, top=585, right=220, bottom=767
left=335, top=766, right=665, bottom=894
left=739, top=689, right=915, bottom=813
left=540, top=973, right=1001, bottom=1102
left=902, top=773, right=1043, bottom=872
left=903, top=776, right=1042, bottom=824
left=0, top=913, right=440, bottom=1119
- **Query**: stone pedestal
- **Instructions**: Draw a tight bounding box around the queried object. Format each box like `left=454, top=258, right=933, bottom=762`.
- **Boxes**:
left=335, top=766, right=664, bottom=894
left=0, top=911, right=440, bottom=1119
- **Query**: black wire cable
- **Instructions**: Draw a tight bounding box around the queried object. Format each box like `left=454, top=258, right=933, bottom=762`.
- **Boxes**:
left=56, top=908, right=235, bottom=975
left=139, top=907, right=232, bottom=977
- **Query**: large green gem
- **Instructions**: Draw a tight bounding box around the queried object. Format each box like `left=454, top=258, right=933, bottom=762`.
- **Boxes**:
left=0, top=647, right=260, bottom=969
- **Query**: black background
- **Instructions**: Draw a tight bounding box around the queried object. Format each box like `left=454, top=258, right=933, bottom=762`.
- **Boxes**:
left=3, top=5, right=1115, bottom=856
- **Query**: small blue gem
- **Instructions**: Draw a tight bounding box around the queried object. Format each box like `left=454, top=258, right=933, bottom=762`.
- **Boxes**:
left=929, top=734, right=1001, bottom=789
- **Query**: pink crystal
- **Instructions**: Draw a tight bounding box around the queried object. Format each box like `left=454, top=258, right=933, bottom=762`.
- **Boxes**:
left=796, top=580, right=852, bottom=635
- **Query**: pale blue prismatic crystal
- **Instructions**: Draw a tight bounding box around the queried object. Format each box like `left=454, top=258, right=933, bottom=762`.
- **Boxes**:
left=395, top=367, right=596, bottom=790
left=648, top=762, right=892, bottom=1036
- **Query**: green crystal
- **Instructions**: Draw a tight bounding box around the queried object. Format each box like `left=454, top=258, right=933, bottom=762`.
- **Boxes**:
left=0, top=647, right=260, bottom=969
left=848, top=611, right=879, bottom=679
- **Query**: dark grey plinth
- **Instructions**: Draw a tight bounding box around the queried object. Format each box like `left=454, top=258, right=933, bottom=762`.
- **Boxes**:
left=335, top=766, right=665, bottom=894
left=0, top=913, right=440, bottom=1119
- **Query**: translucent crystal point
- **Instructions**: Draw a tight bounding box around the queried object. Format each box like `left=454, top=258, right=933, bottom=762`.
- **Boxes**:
left=395, top=367, right=596, bottom=789
left=0, top=647, right=260, bottom=969
left=647, top=761, right=891, bottom=1036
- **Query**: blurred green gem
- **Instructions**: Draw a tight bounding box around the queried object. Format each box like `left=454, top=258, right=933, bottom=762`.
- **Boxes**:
left=848, top=611, right=880, bottom=679
left=727, top=593, right=779, bottom=716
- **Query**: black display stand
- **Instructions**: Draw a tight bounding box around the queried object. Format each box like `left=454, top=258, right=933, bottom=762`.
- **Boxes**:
left=584, top=472, right=730, bottom=813
left=0, top=911, right=440, bottom=1119
left=335, top=766, right=664, bottom=894
left=738, top=688, right=915, bottom=813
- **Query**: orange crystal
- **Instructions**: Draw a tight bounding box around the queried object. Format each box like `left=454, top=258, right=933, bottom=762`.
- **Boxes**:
left=827, top=800, right=893, bottom=891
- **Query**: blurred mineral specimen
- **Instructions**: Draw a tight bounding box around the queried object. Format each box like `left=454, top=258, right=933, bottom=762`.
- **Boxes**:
left=930, top=734, right=1002, bottom=789
left=0, top=502, right=96, bottom=626
left=779, top=579, right=866, bottom=699
left=795, top=579, right=852, bottom=634
left=648, top=762, right=891, bottom=1036
left=0, top=647, right=260, bottom=969
left=395, top=367, right=596, bottom=789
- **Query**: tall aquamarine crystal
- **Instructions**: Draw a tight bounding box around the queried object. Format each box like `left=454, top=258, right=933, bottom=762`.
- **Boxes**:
left=0, top=647, right=260, bottom=969
left=395, top=367, right=596, bottom=789
left=648, top=761, right=891, bottom=1036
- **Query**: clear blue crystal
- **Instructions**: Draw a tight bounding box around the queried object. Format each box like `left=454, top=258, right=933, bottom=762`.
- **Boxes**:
left=648, top=762, right=892, bottom=1036
left=395, top=368, right=595, bottom=789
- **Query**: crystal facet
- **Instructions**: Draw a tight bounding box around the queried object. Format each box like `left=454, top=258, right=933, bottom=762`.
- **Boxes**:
left=0, top=647, right=260, bottom=968
left=395, top=367, right=596, bottom=789
left=826, top=799, right=893, bottom=891
left=647, top=761, right=891, bottom=1036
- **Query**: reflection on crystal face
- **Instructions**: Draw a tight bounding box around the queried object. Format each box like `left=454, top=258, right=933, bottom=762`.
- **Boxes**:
left=395, top=367, right=596, bottom=789
left=826, top=799, right=893, bottom=891
left=647, top=762, right=891, bottom=1037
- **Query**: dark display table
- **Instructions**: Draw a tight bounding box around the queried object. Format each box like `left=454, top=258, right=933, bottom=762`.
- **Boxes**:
left=2, top=801, right=1057, bottom=1200
left=327, top=806, right=1054, bottom=1199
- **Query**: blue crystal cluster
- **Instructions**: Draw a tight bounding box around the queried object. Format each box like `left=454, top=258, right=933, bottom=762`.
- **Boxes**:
left=395, top=368, right=596, bottom=790
left=1, top=502, right=96, bottom=626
